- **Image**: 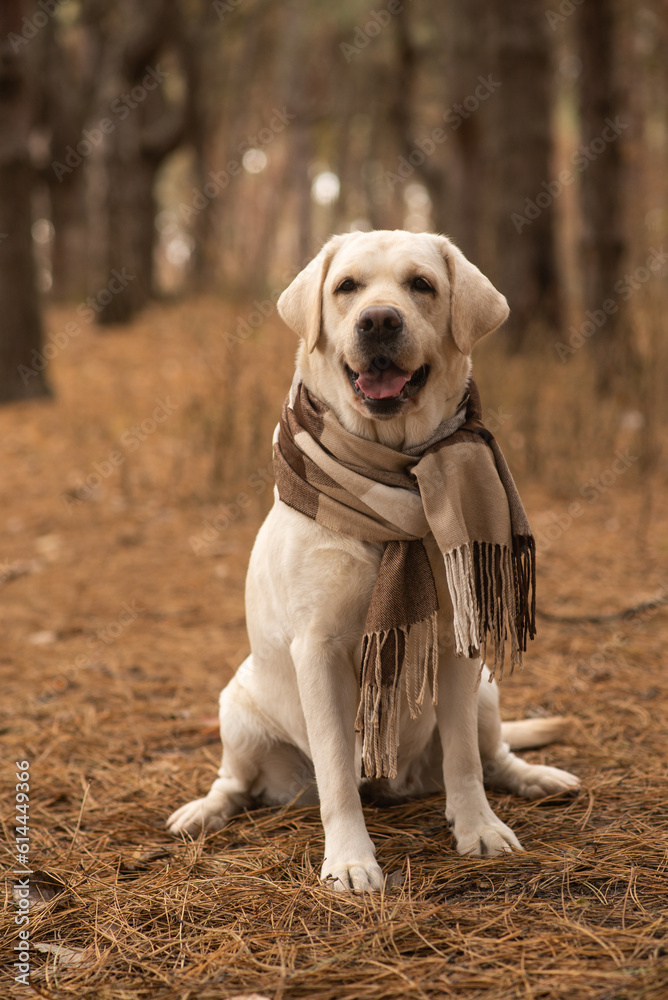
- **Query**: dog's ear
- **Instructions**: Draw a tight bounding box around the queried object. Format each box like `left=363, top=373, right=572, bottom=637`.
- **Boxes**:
left=277, top=235, right=347, bottom=353
left=437, top=236, right=509, bottom=355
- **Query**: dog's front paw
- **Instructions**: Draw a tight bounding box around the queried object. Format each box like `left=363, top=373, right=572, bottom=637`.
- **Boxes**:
left=321, top=856, right=384, bottom=892
left=451, top=808, right=523, bottom=857
left=166, top=796, right=229, bottom=836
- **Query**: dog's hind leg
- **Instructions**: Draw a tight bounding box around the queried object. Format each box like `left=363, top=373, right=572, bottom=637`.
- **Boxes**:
left=476, top=666, right=580, bottom=800
left=167, top=661, right=267, bottom=836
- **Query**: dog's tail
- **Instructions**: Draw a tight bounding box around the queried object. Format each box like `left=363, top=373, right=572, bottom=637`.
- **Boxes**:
left=501, top=716, right=574, bottom=750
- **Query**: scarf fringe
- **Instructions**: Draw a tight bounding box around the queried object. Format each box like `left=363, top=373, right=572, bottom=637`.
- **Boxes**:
left=444, top=539, right=536, bottom=682
left=443, top=542, right=481, bottom=658
left=356, top=613, right=438, bottom=780
left=512, top=533, right=537, bottom=652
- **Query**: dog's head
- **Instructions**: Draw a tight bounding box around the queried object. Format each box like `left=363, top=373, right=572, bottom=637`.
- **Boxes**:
left=278, top=231, right=508, bottom=443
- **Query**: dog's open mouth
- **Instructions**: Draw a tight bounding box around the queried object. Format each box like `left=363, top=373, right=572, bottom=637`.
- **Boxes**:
left=345, top=358, right=430, bottom=401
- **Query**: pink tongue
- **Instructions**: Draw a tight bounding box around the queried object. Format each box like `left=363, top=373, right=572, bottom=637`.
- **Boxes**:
left=356, top=365, right=412, bottom=399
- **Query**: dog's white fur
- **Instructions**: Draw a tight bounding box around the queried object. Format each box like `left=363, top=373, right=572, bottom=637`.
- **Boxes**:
left=168, top=231, right=579, bottom=890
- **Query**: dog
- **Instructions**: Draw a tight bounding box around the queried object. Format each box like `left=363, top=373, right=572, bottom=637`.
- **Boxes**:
left=168, top=230, right=579, bottom=891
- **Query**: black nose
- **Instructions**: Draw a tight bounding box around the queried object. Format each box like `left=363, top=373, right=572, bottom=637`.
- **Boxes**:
left=355, top=305, right=403, bottom=338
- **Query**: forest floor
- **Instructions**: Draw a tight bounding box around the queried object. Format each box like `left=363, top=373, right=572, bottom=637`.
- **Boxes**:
left=1, top=297, right=668, bottom=1000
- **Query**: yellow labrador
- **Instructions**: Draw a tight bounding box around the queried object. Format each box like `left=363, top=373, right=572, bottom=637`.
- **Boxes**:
left=168, top=231, right=579, bottom=891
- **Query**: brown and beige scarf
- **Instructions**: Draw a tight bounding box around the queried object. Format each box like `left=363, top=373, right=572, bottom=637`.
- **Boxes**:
left=273, top=376, right=536, bottom=780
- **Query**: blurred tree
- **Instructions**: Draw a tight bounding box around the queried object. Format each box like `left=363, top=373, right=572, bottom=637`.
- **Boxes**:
left=388, top=0, right=560, bottom=345
left=37, top=4, right=99, bottom=300
left=431, top=0, right=482, bottom=255
left=285, top=2, right=313, bottom=269
left=171, top=0, right=220, bottom=292
left=199, top=5, right=282, bottom=293
left=575, top=0, right=639, bottom=396
left=0, top=0, right=50, bottom=403
left=483, top=0, right=560, bottom=346
left=89, top=0, right=188, bottom=325
left=389, top=2, right=455, bottom=233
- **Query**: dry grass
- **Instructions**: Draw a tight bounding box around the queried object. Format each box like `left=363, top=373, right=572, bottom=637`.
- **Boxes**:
left=1, top=297, right=668, bottom=999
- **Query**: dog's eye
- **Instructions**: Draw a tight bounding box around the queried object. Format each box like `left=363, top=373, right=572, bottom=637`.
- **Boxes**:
left=412, top=276, right=433, bottom=292
left=336, top=278, right=357, bottom=293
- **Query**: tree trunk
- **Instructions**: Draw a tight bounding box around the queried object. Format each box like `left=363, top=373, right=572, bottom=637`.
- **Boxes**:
left=285, top=1, right=312, bottom=268
left=98, top=139, right=158, bottom=325
left=90, top=0, right=186, bottom=326
left=442, top=0, right=486, bottom=259
left=39, top=11, right=98, bottom=301
left=172, top=1, right=217, bottom=293
left=0, top=1, right=50, bottom=403
left=484, top=0, right=560, bottom=346
left=392, top=6, right=448, bottom=234
left=576, top=0, right=636, bottom=396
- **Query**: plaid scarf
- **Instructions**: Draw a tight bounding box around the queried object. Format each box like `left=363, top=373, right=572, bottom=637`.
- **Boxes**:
left=273, top=376, right=536, bottom=779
